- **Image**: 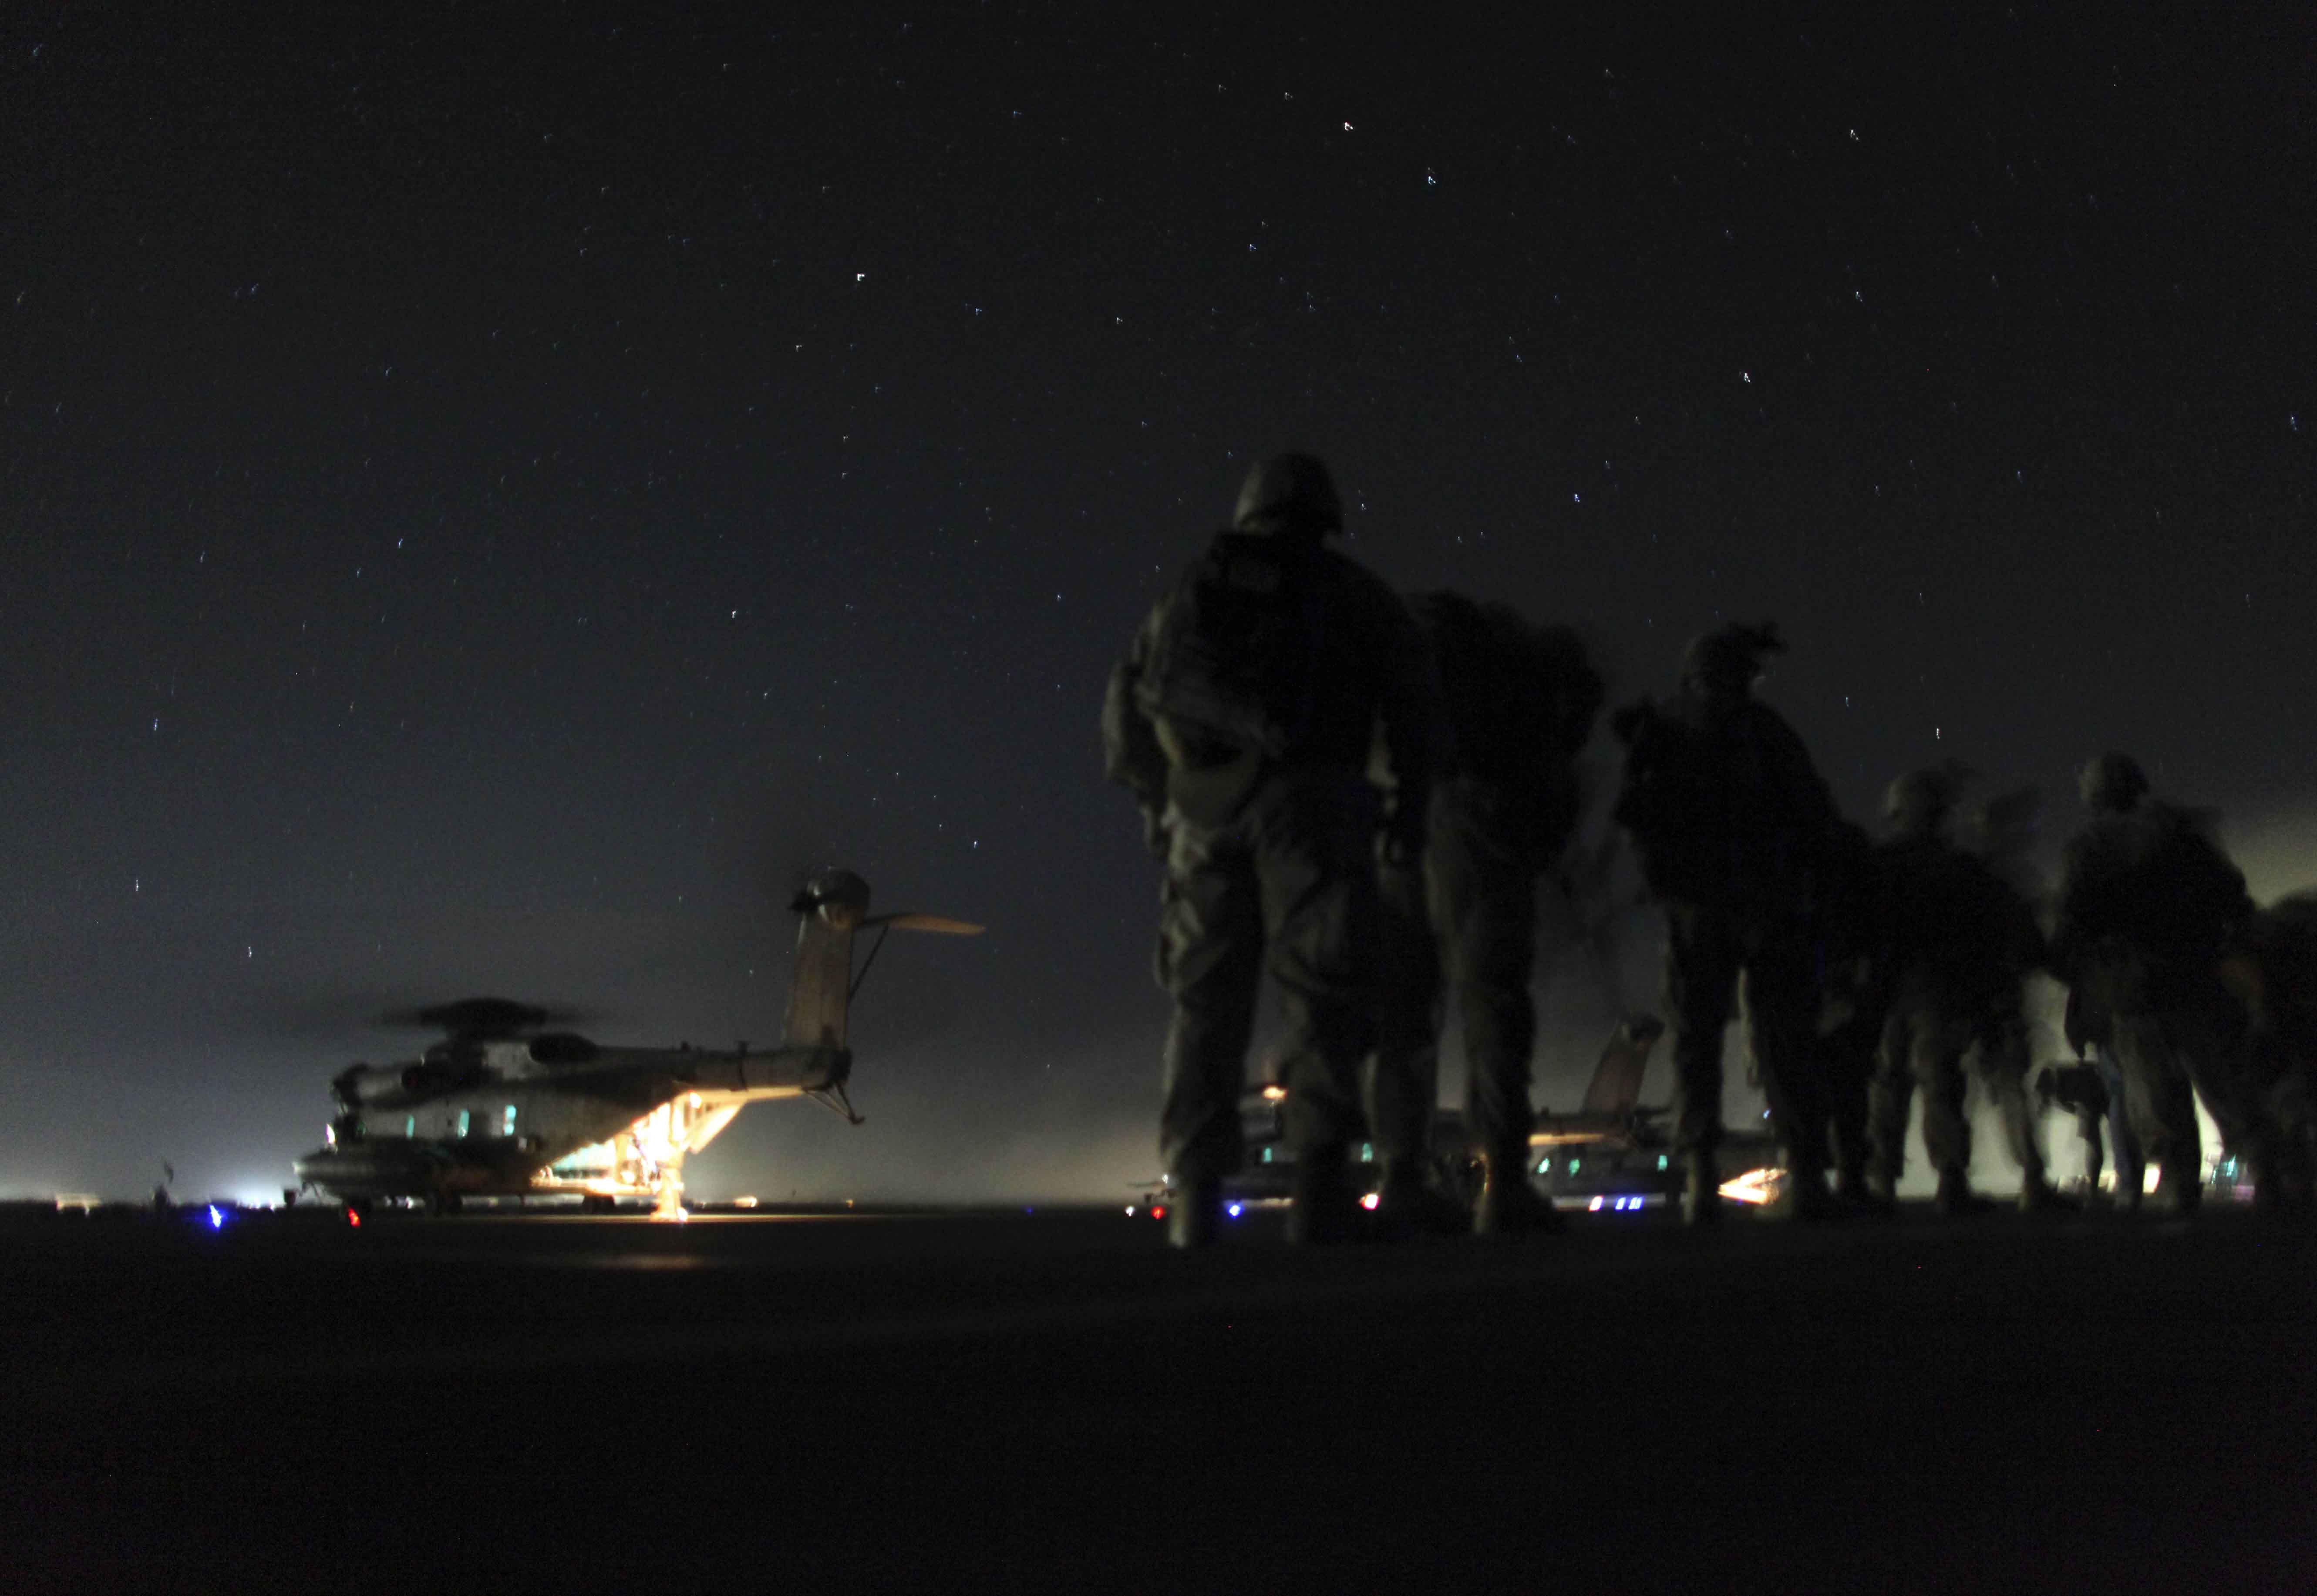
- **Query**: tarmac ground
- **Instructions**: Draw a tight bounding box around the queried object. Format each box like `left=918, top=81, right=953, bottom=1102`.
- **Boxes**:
left=3, top=1199, right=2311, bottom=1593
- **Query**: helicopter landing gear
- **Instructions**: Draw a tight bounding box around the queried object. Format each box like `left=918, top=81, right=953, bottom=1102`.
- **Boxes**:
left=652, top=1158, right=689, bottom=1222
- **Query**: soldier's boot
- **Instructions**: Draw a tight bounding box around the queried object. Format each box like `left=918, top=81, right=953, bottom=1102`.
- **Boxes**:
left=1860, top=1163, right=1902, bottom=1216
left=2276, top=1134, right=2317, bottom=1212
left=1932, top=1167, right=1986, bottom=1218
left=1166, top=1176, right=1221, bottom=1251
left=2248, top=1164, right=2286, bottom=1215
left=2243, top=1136, right=2303, bottom=1216
left=2016, top=1168, right=2074, bottom=1214
left=2151, top=1158, right=2202, bottom=1218
left=1373, top=1157, right=1471, bottom=1239
left=1832, top=1154, right=1867, bottom=1206
left=1763, top=1165, right=1839, bottom=1222
left=1287, top=1151, right=1358, bottom=1246
left=1472, top=1150, right=1564, bottom=1239
left=1837, top=1160, right=1895, bottom=1219
left=1681, top=1157, right=1723, bottom=1229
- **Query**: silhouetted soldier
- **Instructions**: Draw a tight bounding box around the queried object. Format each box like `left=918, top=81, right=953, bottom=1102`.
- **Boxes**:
left=1104, top=453, right=1439, bottom=1248
left=1368, top=594, right=1603, bottom=1236
left=1610, top=623, right=1841, bottom=1225
left=1812, top=816, right=1889, bottom=1211
left=1865, top=767, right=2060, bottom=1215
left=2216, top=892, right=2317, bottom=1209
left=2036, top=1060, right=2113, bottom=1197
left=2050, top=752, right=2253, bottom=1215
left=2061, top=995, right=2146, bottom=1208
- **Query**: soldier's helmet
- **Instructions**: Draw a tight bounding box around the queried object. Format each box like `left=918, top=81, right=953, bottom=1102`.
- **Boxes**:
left=2078, top=751, right=2149, bottom=814
left=1679, top=621, right=1785, bottom=702
left=1884, top=766, right=1962, bottom=838
left=1233, top=452, right=1343, bottom=537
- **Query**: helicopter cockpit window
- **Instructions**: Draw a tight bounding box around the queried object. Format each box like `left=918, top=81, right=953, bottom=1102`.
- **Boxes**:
left=529, top=1033, right=600, bottom=1065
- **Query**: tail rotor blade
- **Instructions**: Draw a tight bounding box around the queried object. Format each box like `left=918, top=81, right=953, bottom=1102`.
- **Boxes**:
left=863, top=912, right=985, bottom=936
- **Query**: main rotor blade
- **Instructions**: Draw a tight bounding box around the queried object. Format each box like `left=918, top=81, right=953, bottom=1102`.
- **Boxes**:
left=860, top=912, right=985, bottom=936
left=376, top=997, right=601, bottom=1035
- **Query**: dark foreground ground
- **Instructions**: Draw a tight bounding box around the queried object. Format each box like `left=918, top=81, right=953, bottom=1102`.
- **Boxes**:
left=3, top=1200, right=2310, bottom=1594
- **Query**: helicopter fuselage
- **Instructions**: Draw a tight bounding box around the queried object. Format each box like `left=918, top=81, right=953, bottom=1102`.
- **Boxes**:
left=293, top=1035, right=849, bottom=1203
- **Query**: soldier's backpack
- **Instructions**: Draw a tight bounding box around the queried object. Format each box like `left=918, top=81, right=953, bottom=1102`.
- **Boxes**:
left=1414, top=593, right=1603, bottom=859
left=1414, top=594, right=1603, bottom=781
left=1609, top=700, right=1728, bottom=903
left=1613, top=696, right=1837, bottom=911
left=1133, top=530, right=1326, bottom=764
left=2136, top=802, right=2253, bottom=960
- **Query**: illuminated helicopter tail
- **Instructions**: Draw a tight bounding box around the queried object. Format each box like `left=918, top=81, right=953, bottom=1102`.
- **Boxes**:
left=784, top=871, right=872, bottom=1050
left=1578, top=1014, right=1664, bottom=1117
left=781, top=869, right=984, bottom=1052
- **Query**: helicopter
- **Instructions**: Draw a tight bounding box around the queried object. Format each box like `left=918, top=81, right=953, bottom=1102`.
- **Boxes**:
left=1189, top=1014, right=1783, bottom=1222
left=1528, top=1014, right=1784, bottom=1210
left=292, top=869, right=981, bottom=1218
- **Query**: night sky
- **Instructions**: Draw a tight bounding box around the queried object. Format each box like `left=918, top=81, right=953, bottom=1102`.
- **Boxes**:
left=5, top=7, right=2313, bottom=1202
